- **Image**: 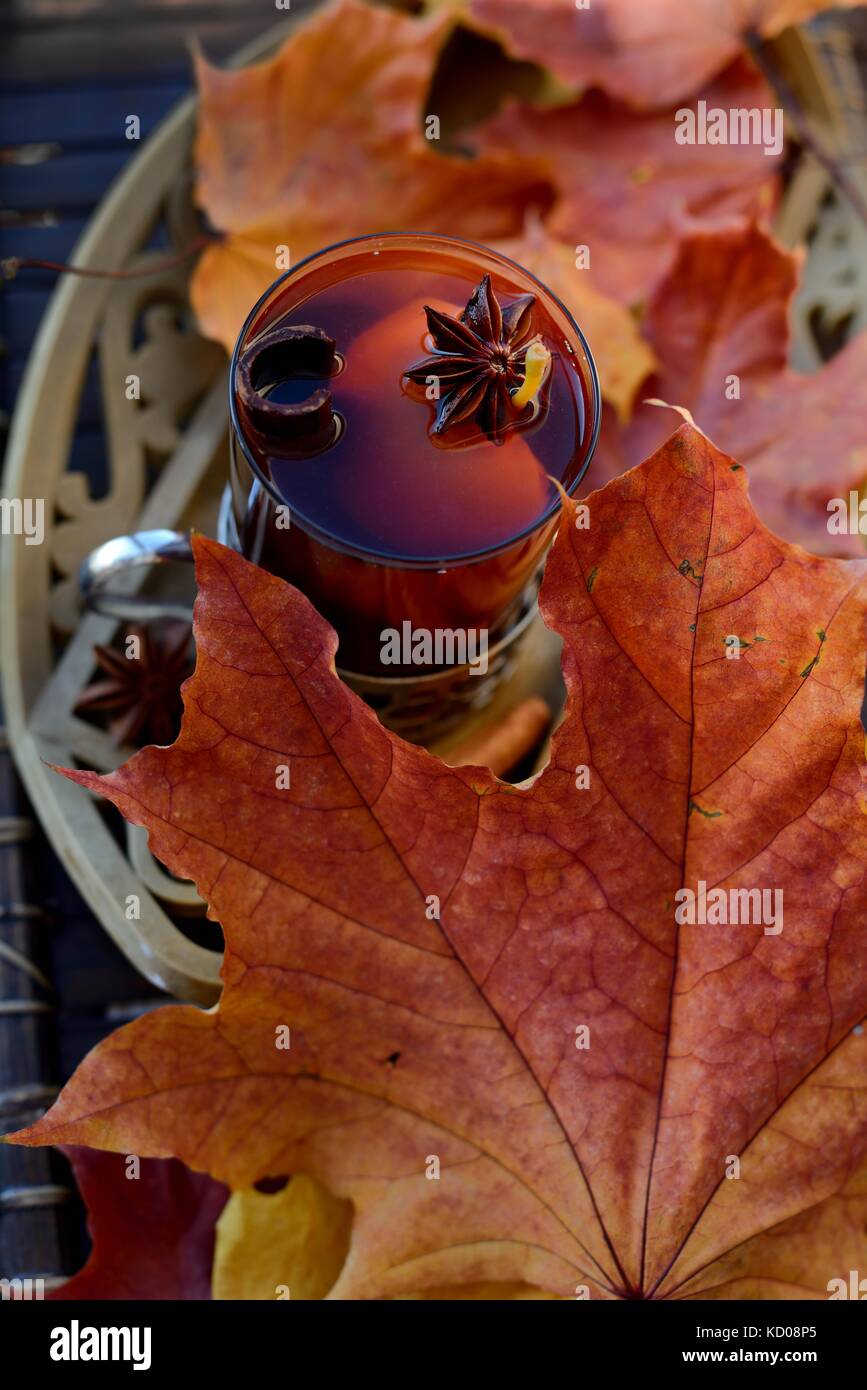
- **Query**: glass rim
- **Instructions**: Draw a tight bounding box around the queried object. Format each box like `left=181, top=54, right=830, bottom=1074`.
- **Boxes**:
left=228, top=231, right=602, bottom=570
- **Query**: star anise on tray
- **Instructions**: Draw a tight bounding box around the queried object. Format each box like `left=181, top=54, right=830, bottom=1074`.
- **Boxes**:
left=404, top=273, right=537, bottom=439
left=75, top=620, right=193, bottom=748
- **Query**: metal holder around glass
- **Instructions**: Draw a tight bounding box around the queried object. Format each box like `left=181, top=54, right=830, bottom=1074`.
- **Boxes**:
left=77, top=488, right=546, bottom=745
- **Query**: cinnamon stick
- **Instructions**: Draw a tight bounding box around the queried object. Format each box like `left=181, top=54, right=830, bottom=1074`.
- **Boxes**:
left=445, top=696, right=551, bottom=777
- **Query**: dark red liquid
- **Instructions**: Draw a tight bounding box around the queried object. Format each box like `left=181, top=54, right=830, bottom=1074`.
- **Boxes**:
left=230, top=240, right=596, bottom=673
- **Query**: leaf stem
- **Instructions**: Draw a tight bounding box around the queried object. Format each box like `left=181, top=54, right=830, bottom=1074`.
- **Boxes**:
left=1, top=232, right=215, bottom=284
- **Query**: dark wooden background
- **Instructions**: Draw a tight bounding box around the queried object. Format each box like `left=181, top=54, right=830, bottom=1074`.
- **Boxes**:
left=0, top=0, right=291, bottom=1293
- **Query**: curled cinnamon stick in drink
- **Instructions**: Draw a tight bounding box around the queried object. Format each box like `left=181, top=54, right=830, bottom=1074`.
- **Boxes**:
left=445, top=696, right=551, bottom=776
left=236, top=323, right=339, bottom=452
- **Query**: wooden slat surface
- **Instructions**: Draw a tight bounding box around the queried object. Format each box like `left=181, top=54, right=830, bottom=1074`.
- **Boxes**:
left=2, top=0, right=272, bottom=83
left=0, top=712, right=73, bottom=1287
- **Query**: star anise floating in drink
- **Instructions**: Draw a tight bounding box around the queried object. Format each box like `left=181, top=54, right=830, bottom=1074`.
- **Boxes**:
left=404, top=273, right=546, bottom=439
left=75, top=620, right=193, bottom=747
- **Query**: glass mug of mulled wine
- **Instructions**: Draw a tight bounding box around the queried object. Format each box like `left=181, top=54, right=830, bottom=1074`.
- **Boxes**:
left=81, top=233, right=600, bottom=742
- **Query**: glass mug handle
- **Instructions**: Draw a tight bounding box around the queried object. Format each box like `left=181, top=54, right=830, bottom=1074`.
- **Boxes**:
left=79, top=529, right=195, bottom=623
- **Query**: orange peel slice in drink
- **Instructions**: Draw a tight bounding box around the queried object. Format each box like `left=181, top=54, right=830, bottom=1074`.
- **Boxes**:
left=511, top=339, right=552, bottom=410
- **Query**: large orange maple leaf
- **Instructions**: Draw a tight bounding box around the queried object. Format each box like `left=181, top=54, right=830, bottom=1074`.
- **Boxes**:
left=8, top=425, right=867, bottom=1299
